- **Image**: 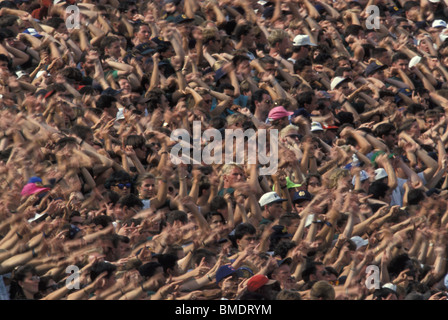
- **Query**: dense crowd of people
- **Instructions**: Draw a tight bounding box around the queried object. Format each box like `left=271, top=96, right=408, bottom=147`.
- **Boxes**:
left=1, top=0, right=448, bottom=301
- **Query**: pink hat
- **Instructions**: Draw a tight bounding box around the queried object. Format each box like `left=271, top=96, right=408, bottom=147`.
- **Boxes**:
left=268, top=106, right=294, bottom=121
left=21, top=183, right=50, bottom=197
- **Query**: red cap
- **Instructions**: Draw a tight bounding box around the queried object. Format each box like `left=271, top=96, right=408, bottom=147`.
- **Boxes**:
left=246, top=274, right=277, bottom=292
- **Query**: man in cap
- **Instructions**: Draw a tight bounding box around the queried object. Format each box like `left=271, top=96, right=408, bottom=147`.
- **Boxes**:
left=245, top=274, right=280, bottom=299
left=267, top=106, right=293, bottom=129
left=292, top=190, right=312, bottom=214
left=215, top=264, right=245, bottom=300
left=259, top=191, right=287, bottom=225
left=288, top=34, right=317, bottom=63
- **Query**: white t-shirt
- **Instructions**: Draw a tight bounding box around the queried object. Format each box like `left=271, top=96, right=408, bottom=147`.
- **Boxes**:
left=391, top=172, right=426, bottom=207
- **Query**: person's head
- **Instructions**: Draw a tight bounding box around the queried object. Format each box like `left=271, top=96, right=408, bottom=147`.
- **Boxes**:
left=403, top=1, right=420, bottom=21
left=259, top=192, right=286, bottom=221
left=276, top=289, right=302, bottom=300
left=294, top=59, right=317, bottom=83
left=95, top=94, right=118, bottom=118
left=267, top=29, right=291, bottom=56
left=221, top=163, right=245, bottom=188
left=373, top=287, right=398, bottom=300
left=136, top=173, right=157, bottom=199
left=134, top=23, right=151, bottom=43
left=165, top=210, right=189, bottom=227
left=125, top=134, right=148, bottom=162
left=10, top=265, right=40, bottom=300
left=270, top=259, right=293, bottom=289
left=70, top=125, right=94, bottom=146
left=306, top=173, right=322, bottom=195
left=216, top=265, right=244, bottom=299
left=45, top=16, right=67, bottom=34
left=398, top=118, right=420, bottom=139
left=138, top=261, right=165, bottom=285
left=301, top=261, right=326, bottom=284
left=246, top=274, right=280, bottom=300
left=297, top=90, right=317, bottom=112
left=392, top=52, right=410, bottom=73
left=252, top=89, right=273, bottom=116
left=206, top=211, right=226, bottom=230
left=374, top=122, right=397, bottom=149
left=105, top=170, right=133, bottom=196
left=234, top=223, right=257, bottom=251
left=309, top=280, right=336, bottom=300
left=191, top=248, right=217, bottom=269
left=279, top=213, right=301, bottom=236
left=157, top=253, right=180, bottom=277
left=90, top=261, right=117, bottom=290
left=101, top=35, right=122, bottom=58
left=371, top=47, right=391, bottom=66
left=424, top=109, right=440, bottom=129
left=368, top=181, right=391, bottom=203
left=234, top=23, right=256, bottom=49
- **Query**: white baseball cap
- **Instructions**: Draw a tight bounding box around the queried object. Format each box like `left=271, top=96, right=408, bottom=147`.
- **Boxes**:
left=374, top=168, right=388, bottom=181
left=351, top=170, right=370, bottom=185
left=432, top=19, right=446, bottom=28
left=350, top=236, right=369, bottom=250
left=440, top=28, right=448, bottom=42
left=259, top=191, right=286, bottom=207
left=292, top=35, right=317, bottom=47
left=409, top=55, right=421, bottom=68
left=330, top=76, right=350, bottom=90
left=429, top=0, right=440, bottom=3
left=311, top=122, right=324, bottom=132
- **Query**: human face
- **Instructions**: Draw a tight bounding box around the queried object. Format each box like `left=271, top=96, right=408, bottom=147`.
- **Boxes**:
left=111, top=181, right=132, bottom=196
left=272, top=264, right=292, bottom=288
left=257, top=94, right=273, bottom=113
left=407, top=121, right=421, bottom=138
left=237, top=234, right=258, bottom=251
left=138, top=178, right=156, bottom=199
left=106, top=41, right=121, bottom=59
left=307, top=177, right=321, bottom=195
left=118, top=79, right=132, bottom=94
left=224, top=167, right=245, bottom=186
left=220, top=274, right=240, bottom=299
left=117, top=241, right=131, bottom=259
left=136, top=25, right=151, bottom=43
left=209, top=215, right=225, bottom=229
left=266, top=202, right=284, bottom=220
left=425, top=116, right=439, bottom=128
left=301, top=66, right=317, bottom=82
left=19, top=273, right=40, bottom=298
left=393, top=59, right=409, bottom=73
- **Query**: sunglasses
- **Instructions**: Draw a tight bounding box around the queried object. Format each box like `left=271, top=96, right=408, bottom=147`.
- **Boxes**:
left=113, top=183, right=132, bottom=189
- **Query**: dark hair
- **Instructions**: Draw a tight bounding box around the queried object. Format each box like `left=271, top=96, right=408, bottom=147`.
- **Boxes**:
left=408, top=189, right=426, bottom=206
left=301, top=261, right=324, bottom=283
left=105, top=170, right=132, bottom=189
left=234, top=222, right=256, bottom=238
left=209, top=196, right=227, bottom=211
left=374, top=122, right=396, bottom=138
left=118, top=194, right=143, bottom=209
left=125, top=135, right=146, bottom=149
left=191, top=248, right=216, bottom=267
left=368, top=181, right=389, bottom=200
left=138, top=262, right=163, bottom=278
left=70, top=125, right=93, bottom=141
left=10, top=265, right=39, bottom=300
left=157, top=253, right=178, bottom=274
left=166, top=210, right=188, bottom=225
left=373, top=287, right=397, bottom=300
left=90, top=261, right=117, bottom=281
left=297, top=90, right=315, bottom=108
left=95, top=95, right=117, bottom=111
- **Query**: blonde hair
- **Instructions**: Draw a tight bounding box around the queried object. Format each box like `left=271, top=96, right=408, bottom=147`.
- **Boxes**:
left=327, top=167, right=350, bottom=189
left=279, top=125, right=300, bottom=139
left=267, top=29, right=289, bottom=47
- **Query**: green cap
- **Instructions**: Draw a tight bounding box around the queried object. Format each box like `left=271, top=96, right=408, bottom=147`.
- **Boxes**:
left=272, top=177, right=301, bottom=191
